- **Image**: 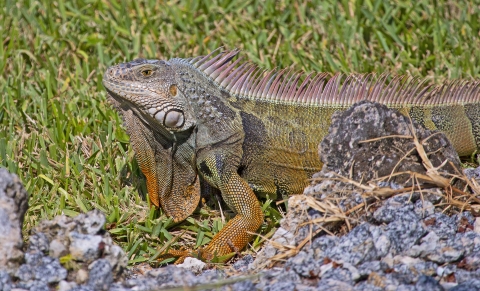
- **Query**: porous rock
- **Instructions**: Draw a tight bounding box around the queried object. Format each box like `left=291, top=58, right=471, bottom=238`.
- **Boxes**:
left=15, top=252, right=67, bottom=284
left=29, top=209, right=127, bottom=274
left=87, top=259, right=113, bottom=291
left=9, top=209, right=128, bottom=290
left=0, top=270, right=12, bottom=291
left=232, top=254, right=254, bottom=273
left=0, top=168, right=29, bottom=275
left=320, top=100, right=461, bottom=184
left=177, top=257, right=206, bottom=274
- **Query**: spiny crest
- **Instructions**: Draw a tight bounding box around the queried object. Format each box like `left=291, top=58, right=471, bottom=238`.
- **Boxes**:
left=188, top=48, right=480, bottom=105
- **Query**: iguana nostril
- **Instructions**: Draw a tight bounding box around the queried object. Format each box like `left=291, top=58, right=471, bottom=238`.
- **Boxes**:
left=164, top=110, right=184, bottom=128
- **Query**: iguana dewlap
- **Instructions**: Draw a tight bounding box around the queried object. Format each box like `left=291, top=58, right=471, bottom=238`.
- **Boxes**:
left=103, top=48, right=480, bottom=261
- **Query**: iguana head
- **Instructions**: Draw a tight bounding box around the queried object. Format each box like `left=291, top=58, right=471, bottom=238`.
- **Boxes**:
left=103, top=58, right=195, bottom=133
left=103, top=59, right=199, bottom=222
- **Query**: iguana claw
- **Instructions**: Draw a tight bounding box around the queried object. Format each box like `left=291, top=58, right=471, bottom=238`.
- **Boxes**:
left=159, top=248, right=215, bottom=264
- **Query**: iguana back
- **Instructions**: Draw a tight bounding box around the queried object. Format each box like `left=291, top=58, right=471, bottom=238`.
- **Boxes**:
left=186, top=50, right=480, bottom=198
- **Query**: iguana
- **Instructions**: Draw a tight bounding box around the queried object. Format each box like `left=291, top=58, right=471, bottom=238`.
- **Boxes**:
left=103, top=48, right=480, bottom=262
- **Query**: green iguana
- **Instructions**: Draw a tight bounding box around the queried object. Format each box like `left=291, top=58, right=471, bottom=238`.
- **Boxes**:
left=103, top=48, right=480, bottom=262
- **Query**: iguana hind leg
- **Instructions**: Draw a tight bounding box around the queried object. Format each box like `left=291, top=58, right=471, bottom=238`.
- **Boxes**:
left=197, top=152, right=264, bottom=260
left=203, top=173, right=264, bottom=259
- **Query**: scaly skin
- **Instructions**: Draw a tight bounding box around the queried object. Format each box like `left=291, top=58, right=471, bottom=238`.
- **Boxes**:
left=103, top=49, right=480, bottom=261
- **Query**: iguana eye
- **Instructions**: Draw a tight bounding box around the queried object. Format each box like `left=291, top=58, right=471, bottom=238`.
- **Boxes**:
left=141, top=69, right=153, bottom=77
left=169, top=84, right=177, bottom=96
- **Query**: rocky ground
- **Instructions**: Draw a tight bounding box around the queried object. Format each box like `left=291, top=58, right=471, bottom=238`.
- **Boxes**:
left=2, top=101, right=480, bottom=291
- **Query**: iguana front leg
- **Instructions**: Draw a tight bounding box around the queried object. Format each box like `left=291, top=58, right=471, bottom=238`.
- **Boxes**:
left=197, top=152, right=264, bottom=260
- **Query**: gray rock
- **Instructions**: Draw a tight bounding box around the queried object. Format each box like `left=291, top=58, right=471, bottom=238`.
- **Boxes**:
left=176, top=257, right=206, bottom=274
left=319, top=101, right=461, bottom=185
left=58, top=280, right=78, bottom=291
left=326, top=223, right=389, bottom=265
left=232, top=254, right=254, bottom=272
left=413, top=200, right=436, bottom=218
left=380, top=205, right=427, bottom=255
left=252, top=194, right=312, bottom=267
left=264, top=281, right=296, bottom=291
left=396, top=285, right=417, bottom=291
left=320, top=261, right=360, bottom=284
left=104, top=244, right=128, bottom=275
left=357, top=260, right=390, bottom=278
left=463, top=167, right=480, bottom=184
left=255, top=269, right=301, bottom=291
left=121, top=266, right=203, bottom=290
left=407, top=231, right=441, bottom=258
left=109, top=283, right=133, bottom=291
left=33, top=214, right=77, bottom=243
left=28, top=232, right=50, bottom=254
left=317, top=279, right=354, bottom=291
left=457, top=211, right=475, bottom=226
left=311, top=235, right=339, bottom=260
left=0, top=270, right=12, bottom=291
left=29, top=210, right=127, bottom=279
left=393, top=261, right=438, bottom=284
left=226, top=280, right=256, bottom=291
left=49, top=238, right=68, bottom=258
left=0, top=168, right=28, bottom=274
left=427, top=240, right=465, bottom=264
left=304, top=171, right=364, bottom=211
left=372, top=194, right=413, bottom=223
left=2, top=205, right=128, bottom=290
left=354, top=281, right=385, bottom=291
left=16, top=280, right=50, bottom=291
left=414, top=275, right=444, bottom=291
left=87, top=259, right=113, bottom=291
left=76, top=269, right=89, bottom=284
left=286, top=250, right=320, bottom=278
left=452, top=268, right=480, bottom=285
left=74, top=209, right=105, bottom=235
left=17, top=252, right=68, bottom=283
left=461, top=253, right=480, bottom=270
left=450, top=279, right=480, bottom=291
left=68, top=285, right=95, bottom=291
left=68, top=232, right=103, bottom=263
left=201, top=268, right=224, bottom=280
left=423, top=213, right=458, bottom=240
left=449, top=277, right=480, bottom=291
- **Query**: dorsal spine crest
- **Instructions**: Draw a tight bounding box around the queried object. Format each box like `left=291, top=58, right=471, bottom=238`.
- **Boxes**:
left=180, top=48, right=480, bottom=106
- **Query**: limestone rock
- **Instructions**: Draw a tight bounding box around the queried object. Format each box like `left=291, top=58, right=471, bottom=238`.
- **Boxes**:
left=0, top=168, right=29, bottom=275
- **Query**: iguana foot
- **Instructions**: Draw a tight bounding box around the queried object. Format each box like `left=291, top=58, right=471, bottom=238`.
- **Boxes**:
left=158, top=248, right=215, bottom=264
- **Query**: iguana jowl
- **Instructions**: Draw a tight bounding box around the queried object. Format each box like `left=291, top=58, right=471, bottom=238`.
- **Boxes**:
left=103, top=48, right=480, bottom=261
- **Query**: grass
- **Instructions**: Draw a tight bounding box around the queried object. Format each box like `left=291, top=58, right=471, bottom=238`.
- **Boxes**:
left=1, top=0, right=479, bottom=265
